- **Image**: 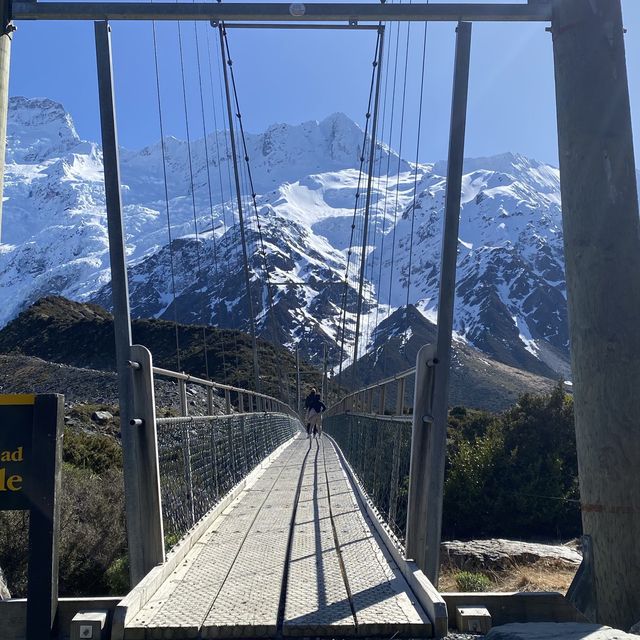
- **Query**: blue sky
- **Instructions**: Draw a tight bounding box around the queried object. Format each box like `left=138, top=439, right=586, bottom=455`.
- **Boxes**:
left=9, top=0, right=640, bottom=166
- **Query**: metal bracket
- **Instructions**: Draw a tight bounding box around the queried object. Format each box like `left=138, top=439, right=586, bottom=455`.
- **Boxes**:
left=566, top=534, right=597, bottom=622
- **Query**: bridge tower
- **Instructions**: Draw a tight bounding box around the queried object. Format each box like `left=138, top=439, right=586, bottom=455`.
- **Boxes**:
left=552, top=0, right=640, bottom=629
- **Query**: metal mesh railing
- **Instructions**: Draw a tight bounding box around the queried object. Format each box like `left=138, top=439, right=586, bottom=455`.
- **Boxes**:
left=157, top=412, right=301, bottom=540
left=324, top=413, right=412, bottom=542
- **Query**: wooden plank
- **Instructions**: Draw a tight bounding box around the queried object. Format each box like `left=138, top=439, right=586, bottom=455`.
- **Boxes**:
left=200, top=442, right=308, bottom=638
left=322, top=441, right=432, bottom=638
left=283, top=440, right=356, bottom=636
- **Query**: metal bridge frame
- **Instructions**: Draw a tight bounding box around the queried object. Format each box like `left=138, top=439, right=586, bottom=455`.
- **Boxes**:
left=1, top=0, right=639, bottom=628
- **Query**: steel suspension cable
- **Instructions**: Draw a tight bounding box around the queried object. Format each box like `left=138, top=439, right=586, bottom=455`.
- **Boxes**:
left=194, top=20, right=231, bottom=384
left=352, top=25, right=385, bottom=379
left=151, top=19, right=182, bottom=371
left=210, top=28, right=243, bottom=377
left=381, top=19, right=412, bottom=376
left=364, top=20, right=395, bottom=355
left=218, top=23, right=261, bottom=392
left=406, top=21, right=429, bottom=308
left=336, top=28, right=383, bottom=389
left=221, top=27, right=289, bottom=400
left=176, top=19, right=212, bottom=377
left=374, top=11, right=403, bottom=377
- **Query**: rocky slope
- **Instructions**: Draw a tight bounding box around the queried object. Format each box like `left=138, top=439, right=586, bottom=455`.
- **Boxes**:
left=0, top=296, right=326, bottom=402
left=343, top=305, right=557, bottom=411
left=0, top=297, right=555, bottom=411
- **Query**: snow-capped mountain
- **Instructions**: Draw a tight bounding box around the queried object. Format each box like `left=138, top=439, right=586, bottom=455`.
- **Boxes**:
left=0, top=96, right=578, bottom=378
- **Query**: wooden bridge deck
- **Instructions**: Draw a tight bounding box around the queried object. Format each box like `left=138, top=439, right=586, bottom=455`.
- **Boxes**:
left=123, top=436, right=434, bottom=639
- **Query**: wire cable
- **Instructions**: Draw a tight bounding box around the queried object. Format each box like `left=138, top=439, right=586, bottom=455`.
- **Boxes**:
left=151, top=19, right=182, bottom=371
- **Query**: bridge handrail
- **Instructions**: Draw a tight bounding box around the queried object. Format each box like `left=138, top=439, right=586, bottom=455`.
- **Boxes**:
left=152, top=365, right=295, bottom=416
left=326, top=365, right=417, bottom=418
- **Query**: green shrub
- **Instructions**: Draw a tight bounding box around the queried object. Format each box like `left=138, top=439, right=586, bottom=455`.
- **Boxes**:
left=0, top=464, right=127, bottom=597
left=455, top=571, right=492, bottom=592
left=443, top=383, right=581, bottom=540
left=63, top=428, right=122, bottom=474
left=105, top=555, right=130, bottom=595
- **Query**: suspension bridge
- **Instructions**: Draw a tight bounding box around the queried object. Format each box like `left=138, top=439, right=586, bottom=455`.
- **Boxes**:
left=1, top=0, right=640, bottom=639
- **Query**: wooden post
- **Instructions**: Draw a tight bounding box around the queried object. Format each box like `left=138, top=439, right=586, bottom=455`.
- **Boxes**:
left=26, top=395, right=63, bottom=640
left=0, top=0, right=13, bottom=242
left=128, top=345, right=165, bottom=575
left=238, top=393, right=245, bottom=413
left=552, top=0, right=640, bottom=628
left=224, top=389, right=231, bottom=414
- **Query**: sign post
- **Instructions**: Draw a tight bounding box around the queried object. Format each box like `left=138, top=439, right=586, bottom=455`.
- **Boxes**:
left=0, top=393, right=63, bottom=640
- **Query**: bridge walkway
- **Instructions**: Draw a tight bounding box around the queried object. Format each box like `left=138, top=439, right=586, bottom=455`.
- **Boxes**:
left=122, top=436, right=434, bottom=639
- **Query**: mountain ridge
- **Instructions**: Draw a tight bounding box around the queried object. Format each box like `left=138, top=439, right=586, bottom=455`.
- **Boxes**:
left=0, top=95, right=607, bottom=383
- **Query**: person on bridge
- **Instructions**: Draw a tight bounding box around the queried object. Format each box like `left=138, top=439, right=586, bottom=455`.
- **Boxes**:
left=307, top=391, right=326, bottom=439
left=303, top=387, right=317, bottom=437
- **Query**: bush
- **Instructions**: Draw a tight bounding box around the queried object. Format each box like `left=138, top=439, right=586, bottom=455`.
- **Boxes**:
left=105, top=555, right=130, bottom=595
left=63, top=428, right=122, bottom=474
left=455, top=571, right=492, bottom=592
left=443, top=384, right=581, bottom=540
left=0, top=432, right=127, bottom=597
left=57, top=464, right=127, bottom=596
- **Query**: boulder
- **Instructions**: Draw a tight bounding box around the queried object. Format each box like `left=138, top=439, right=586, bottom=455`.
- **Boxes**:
left=441, top=539, right=582, bottom=572
left=91, top=410, right=113, bottom=424
left=486, top=623, right=637, bottom=640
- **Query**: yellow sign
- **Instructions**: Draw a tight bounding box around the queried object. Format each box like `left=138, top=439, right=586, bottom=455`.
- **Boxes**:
left=0, top=394, right=34, bottom=509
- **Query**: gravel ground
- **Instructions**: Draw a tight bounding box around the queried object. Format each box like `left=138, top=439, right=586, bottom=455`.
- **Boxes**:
left=447, top=634, right=485, bottom=640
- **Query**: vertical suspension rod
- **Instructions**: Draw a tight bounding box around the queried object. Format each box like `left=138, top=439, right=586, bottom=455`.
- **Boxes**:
left=352, top=24, right=385, bottom=375
left=218, top=24, right=261, bottom=393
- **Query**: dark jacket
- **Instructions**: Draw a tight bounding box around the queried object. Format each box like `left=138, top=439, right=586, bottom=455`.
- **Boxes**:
left=304, top=393, right=316, bottom=410
left=310, top=395, right=326, bottom=414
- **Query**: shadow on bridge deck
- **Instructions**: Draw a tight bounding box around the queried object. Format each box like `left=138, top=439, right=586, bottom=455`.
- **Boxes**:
left=114, top=436, right=441, bottom=639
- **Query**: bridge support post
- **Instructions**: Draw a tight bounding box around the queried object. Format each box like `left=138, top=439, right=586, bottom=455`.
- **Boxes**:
left=95, top=20, right=155, bottom=586
left=552, top=0, right=640, bottom=628
left=128, top=345, right=165, bottom=573
left=405, top=21, right=471, bottom=584
left=0, top=0, right=13, bottom=242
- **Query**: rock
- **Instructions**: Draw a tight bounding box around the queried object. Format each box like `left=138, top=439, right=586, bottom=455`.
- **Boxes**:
left=441, top=539, right=582, bottom=572
left=486, top=623, right=636, bottom=640
left=91, top=410, right=113, bottom=424
left=629, top=622, right=640, bottom=636
left=0, top=567, right=11, bottom=600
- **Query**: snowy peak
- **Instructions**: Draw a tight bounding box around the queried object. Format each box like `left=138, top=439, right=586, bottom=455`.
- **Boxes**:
left=0, top=97, right=574, bottom=383
left=7, top=96, right=81, bottom=163
left=434, top=152, right=560, bottom=196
